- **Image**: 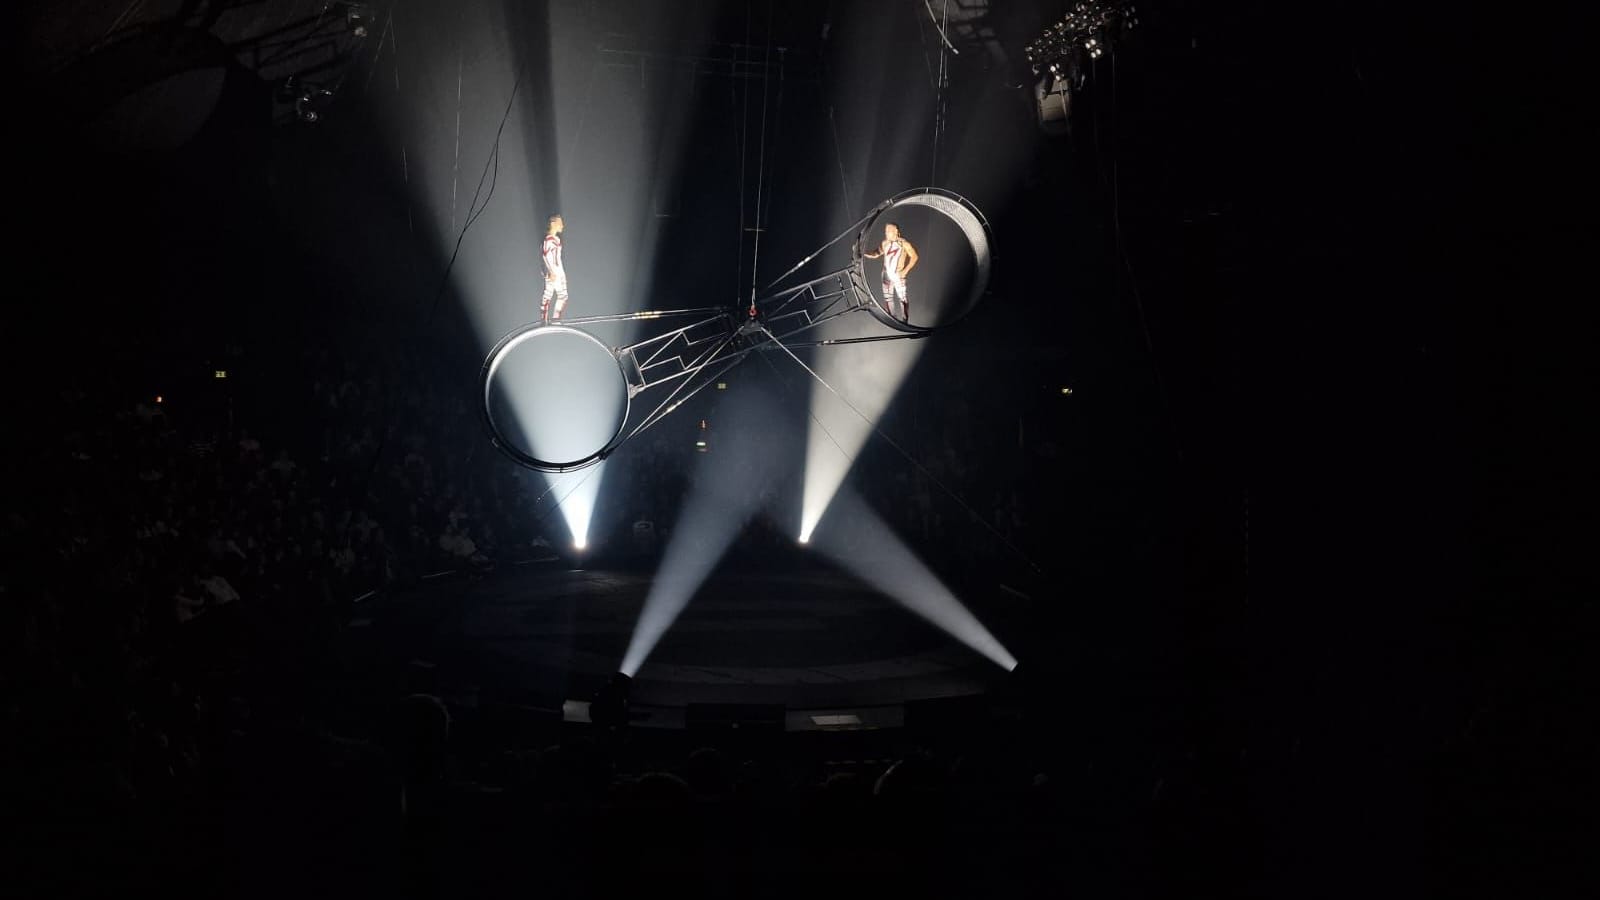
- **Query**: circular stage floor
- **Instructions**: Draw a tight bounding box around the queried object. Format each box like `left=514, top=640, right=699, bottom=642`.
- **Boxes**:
left=350, top=565, right=1019, bottom=715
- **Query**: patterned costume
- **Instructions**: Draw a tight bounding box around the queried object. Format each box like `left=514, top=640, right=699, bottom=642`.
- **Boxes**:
left=539, top=233, right=568, bottom=323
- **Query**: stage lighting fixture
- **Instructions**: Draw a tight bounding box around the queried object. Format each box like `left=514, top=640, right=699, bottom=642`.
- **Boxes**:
left=1035, top=71, right=1074, bottom=135
left=295, top=88, right=335, bottom=123
left=1024, top=1, right=1136, bottom=73
left=343, top=3, right=374, bottom=37
left=1023, top=0, right=1136, bottom=133
left=278, top=76, right=337, bottom=124
left=213, top=370, right=227, bottom=379
left=589, top=672, right=632, bottom=729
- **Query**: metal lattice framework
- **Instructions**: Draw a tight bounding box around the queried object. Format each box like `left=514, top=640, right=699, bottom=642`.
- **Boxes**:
left=480, top=187, right=993, bottom=472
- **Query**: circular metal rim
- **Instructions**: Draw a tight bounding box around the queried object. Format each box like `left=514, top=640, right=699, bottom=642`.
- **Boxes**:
left=852, top=187, right=995, bottom=334
left=478, top=323, right=632, bottom=472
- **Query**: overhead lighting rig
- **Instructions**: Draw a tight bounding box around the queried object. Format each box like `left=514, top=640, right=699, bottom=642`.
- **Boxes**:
left=1022, top=1, right=1137, bottom=134
left=1024, top=1, right=1137, bottom=72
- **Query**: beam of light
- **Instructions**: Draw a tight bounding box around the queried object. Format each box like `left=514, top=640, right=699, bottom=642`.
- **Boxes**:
left=791, top=2, right=1031, bottom=543
left=619, top=378, right=794, bottom=677
left=484, top=325, right=628, bottom=546
left=375, top=2, right=724, bottom=551
left=540, top=466, right=603, bottom=551
left=377, top=0, right=723, bottom=345
left=797, top=195, right=992, bottom=541
left=798, top=337, right=923, bottom=543
left=365, top=1, right=624, bottom=545
left=810, top=484, right=1016, bottom=671
left=527, top=458, right=604, bottom=552
left=801, top=3, right=1000, bottom=543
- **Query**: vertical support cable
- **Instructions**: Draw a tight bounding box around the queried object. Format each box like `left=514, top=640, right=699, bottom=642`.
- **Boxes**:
left=748, top=2, right=776, bottom=308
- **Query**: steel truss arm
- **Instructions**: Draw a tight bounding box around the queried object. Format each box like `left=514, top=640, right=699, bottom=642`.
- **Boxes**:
left=613, top=311, right=740, bottom=395
left=557, top=305, right=729, bottom=328
left=480, top=188, right=989, bottom=472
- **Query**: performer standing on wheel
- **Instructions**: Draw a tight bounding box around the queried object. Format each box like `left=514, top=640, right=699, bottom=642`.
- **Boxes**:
left=863, top=222, right=918, bottom=323
left=539, top=214, right=568, bottom=325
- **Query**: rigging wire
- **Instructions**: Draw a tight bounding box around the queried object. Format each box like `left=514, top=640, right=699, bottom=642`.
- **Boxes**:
left=361, top=9, right=394, bottom=95
left=754, top=342, right=859, bottom=486
left=827, top=105, right=853, bottom=216
left=734, top=0, right=752, bottom=306
left=930, top=0, right=951, bottom=185
left=1106, top=44, right=1185, bottom=465
left=450, top=44, right=463, bottom=235
left=747, top=2, right=777, bottom=308
left=565, top=46, right=600, bottom=169
left=922, top=0, right=959, bottom=54
left=816, top=10, right=855, bottom=220
left=363, top=5, right=527, bottom=496
left=764, top=48, right=787, bottom=228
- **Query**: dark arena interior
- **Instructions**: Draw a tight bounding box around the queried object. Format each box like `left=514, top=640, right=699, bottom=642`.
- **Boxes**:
left=3, top=2, right=1575, bottom=899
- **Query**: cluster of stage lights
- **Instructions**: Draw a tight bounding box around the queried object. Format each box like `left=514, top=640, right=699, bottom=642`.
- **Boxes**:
left=1024, top=1, right=1137, bottom=71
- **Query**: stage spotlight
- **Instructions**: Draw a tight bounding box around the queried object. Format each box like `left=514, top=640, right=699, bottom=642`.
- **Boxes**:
left=810, top=486, right=1017, bottom=672
left=1034, top=71, right=1074, bottom=135
left=280, top=77, right=337, bottom=124
left=343, top=3, right=374, bottom=37
left=1024, top=1, right=1134, bottom=73
left=589, top=672, right=632, bottom=729
left=1023, top=0, right=1136, bottom=133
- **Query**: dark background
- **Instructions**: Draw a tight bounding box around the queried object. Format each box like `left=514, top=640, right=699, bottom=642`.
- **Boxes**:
left=3, top=1, right=1584, bottom=898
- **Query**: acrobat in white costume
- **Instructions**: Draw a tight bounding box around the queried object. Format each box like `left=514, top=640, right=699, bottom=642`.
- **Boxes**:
left=864, top=222, right=918, bottom=322
left=539, top=214, right=569, bottom=324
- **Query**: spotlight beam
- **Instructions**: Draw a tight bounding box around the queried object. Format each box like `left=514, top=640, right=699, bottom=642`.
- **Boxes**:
left=785, top=190, right=994, bottom=540
left=540, top=465, right=604, bottom=550
left=810, top=486, right=1017, bottom=672
left=618, top=380, right=792, bottom=678
left=775, top=324, right=1041, bottom=572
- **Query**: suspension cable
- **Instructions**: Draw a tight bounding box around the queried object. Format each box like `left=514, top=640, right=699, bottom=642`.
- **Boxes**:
left=734, top=0, right=752, bottom=305
left=747, top=2, right=776, bottom=310
left=930, top=0, right=950, bottom=186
